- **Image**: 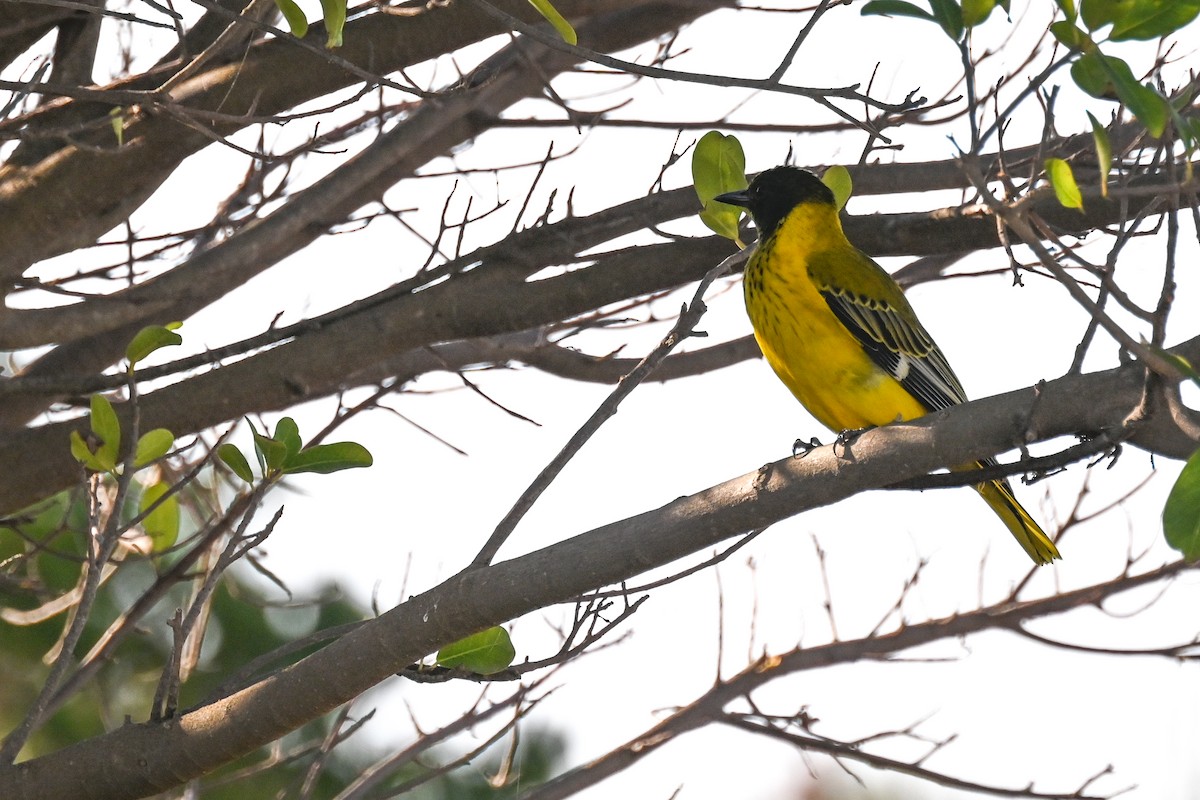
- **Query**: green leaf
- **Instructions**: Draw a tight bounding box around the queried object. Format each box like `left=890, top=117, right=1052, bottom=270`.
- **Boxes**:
left=69, top=429, right=91, bottom=465
left=1081, top=0, right=1134, bottom=31
left=1182, top=116, right=1200, bottom=153
left=245, top=418, right=267, bottom=473
left=70, top=430, right=107, bottom=472
left=1166, top=97, right=1200, bottom=155
left=436, top=627, right=516, bottom=675
left=218, top=443, right=255, bottom=483
left=1110, top=0, right=1200, bottom=40
left=90, top=394, right=121, bottom=471
left=1179, top=353, right=1200, bottom=384
left=1164, top=447, right=1200, bottom=560
left=1055, top=0, right=1078, bottom=22
left=253, top=430, right=289, bottom=473
left=109, top=108, right=125, bottom=147
left=1049, top=20, right=1094, bottom=49
left=6, top=493, right=72, bottom=542
left=1071, top=52, right=1168, bottom=136
left=1070, top=51, right=1114, bottom=97
left=134, top=428, right=174, bottom=467
left=864, top=0, right=966, bottom=38
left=139, top=482, right=180, bottom=551
left=282, top=442, right=374, bottom=475
left=69, top=395, right=124, bottom=471
left=318, top=0, right=346, bottom=48
left=861, top=0, right=938, bottom=23
left=692, top=131, right=748, bottom=245
left=1045, top=158, right=1084, bottom=210
left=274, top=0, right=308, bottom=37
left=1180, top=355, right=1200, bottom=383
left=927, top=0, right=965, bottom=39
left=527, top=0, right=577, bottom=45
left=962, top=0, right=997, bottom=27
left=1110, top=76, right=1168, bottom=138
left=126, top=323, right=182, bottom=368
left=820, top=165, right=854, bottom=211
left=273, top=417, right=303, bottom=459
left=1087, top=111, right=1113, bottom=197
left=1170, top=86, right=1200, bottom=113
left=1146, top=345, right=1200, bottom=386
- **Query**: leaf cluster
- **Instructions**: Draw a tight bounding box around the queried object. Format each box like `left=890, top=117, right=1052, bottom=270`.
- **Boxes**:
left=217, top=418, right=372, bottom=483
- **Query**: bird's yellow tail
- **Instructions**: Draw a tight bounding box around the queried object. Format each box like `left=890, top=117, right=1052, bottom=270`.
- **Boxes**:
left=974, top=474, right=1060, bottom=565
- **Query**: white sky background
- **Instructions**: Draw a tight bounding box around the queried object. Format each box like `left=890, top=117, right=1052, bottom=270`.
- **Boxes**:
left=9, top=1, right=1200, bottom=798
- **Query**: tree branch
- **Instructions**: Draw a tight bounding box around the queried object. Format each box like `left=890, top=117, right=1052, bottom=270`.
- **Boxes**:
left=0, top=0, right=667, bottom=281
left=0, top=350, right=1193, bottom=798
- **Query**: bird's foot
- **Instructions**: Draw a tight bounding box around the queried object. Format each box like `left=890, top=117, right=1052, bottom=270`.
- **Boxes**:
left=833, top=425, right=874, bottom=456
left=792, top=437, right=823, bottom=457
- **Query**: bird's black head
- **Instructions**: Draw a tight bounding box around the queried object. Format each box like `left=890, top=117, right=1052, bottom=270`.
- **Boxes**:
left=715, top=166, right=835, bottom=239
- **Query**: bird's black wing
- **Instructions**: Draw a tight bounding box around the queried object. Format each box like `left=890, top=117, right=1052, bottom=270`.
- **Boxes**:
left=809, top=251, right=968, bottom=412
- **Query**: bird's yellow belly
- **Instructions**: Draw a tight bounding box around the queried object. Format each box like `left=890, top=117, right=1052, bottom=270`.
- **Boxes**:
left=745, top=273, right=927, bottom=433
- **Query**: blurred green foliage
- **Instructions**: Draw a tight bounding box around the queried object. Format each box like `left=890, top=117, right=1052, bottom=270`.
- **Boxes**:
left=0, top=485, right=562, bottom=797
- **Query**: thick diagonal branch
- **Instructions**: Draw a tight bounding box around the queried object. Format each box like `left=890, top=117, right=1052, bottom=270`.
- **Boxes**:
left=0, top=355, right=1187, bottom=799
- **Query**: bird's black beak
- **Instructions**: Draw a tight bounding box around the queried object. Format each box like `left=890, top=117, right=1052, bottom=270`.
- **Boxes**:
left=713, top=189, right=751, bottom=208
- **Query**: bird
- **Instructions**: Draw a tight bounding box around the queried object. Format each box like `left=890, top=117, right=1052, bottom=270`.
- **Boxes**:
left=715, top=165, right=1060, bottom=565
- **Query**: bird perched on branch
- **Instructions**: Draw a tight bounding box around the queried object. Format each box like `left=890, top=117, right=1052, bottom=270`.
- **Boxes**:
left=716, top=166, right=1060, bottom=565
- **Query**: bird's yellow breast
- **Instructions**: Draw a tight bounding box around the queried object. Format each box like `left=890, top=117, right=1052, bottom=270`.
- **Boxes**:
left=743, top=203, right=927, bottom=432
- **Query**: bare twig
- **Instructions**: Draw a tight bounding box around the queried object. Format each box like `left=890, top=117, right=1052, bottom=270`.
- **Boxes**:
left=469, top=250, right=744, bottom=568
